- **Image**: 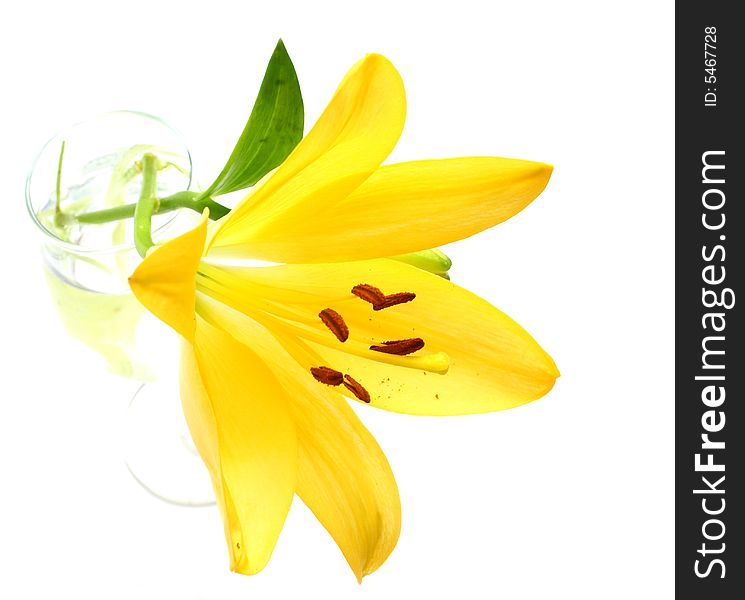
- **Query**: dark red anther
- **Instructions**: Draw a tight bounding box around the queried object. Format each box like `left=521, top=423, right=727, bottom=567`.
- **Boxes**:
left=319, top=308, right=349, bottom=342
left=351, top=284, right=385, bottom=305
left=343, top=374, right=371, bottom=403
left=352, top=283, right=416, bottom=310
left=372, top=292, right=416, bottom=310
left=370, top=338, right=425, bottom=355
left=310, top=366, right=344, bottom=386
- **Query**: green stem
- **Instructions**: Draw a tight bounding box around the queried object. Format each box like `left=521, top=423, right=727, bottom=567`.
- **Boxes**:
left=133, top=154, right=159, bottom=257
left=75, top=191, right=230, bottom=225
left=53, top=141, right=66, bottom=227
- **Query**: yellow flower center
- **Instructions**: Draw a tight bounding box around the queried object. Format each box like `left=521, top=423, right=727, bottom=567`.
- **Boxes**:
left=195, top=265, right=450, bottom=404
left=311, top=285, right=441, bottom=402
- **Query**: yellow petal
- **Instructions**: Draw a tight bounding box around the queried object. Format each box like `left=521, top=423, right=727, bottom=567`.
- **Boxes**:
left=128, top=211, right=208, bottom=341
left=181, top=316, right=297, bottom=574
left=293, top=388, right=400, bottom=581
left=196, top=259, right=559, bottom=416
left=195, top=295, right=400, bottom=580
left=213, top=157, right=553, bottom=263
left=209, top=53, right=406, bottom=254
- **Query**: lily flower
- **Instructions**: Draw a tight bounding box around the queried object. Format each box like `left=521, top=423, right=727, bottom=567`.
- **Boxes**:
left=129, top=53, right=558, bottom=580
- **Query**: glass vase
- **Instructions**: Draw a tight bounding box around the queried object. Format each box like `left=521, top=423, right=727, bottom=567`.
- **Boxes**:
left=26, top=110, right=214, bottom=506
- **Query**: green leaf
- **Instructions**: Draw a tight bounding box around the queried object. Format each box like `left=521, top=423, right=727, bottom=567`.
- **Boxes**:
left=201, top=39, right=304, bottom=199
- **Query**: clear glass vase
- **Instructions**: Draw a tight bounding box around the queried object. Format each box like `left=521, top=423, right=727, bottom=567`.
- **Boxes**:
left=26, top=111, right=214, bottom=506
left=26, top=110, right=192, bottom=378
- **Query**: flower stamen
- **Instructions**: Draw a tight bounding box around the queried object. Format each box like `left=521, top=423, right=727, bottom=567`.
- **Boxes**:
left=318, top=308, right=349, bottom=342
left=351, top=283, right=385, bottom=305
left=373, top=292, right=416, bottom=311
left=370, top=338, right=425, bottom=355
left=343, top=374, right=371, bottom=403
left=310, top=366, right=344, bottom=386
left=352, top=283, right=416, bottom=310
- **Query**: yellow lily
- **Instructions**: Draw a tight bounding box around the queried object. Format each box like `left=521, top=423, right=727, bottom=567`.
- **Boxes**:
left=129, top=53, right=558, bottom=580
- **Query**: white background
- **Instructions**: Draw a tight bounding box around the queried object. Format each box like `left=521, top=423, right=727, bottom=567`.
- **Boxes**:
left=0, top=1, right=674, bottom=598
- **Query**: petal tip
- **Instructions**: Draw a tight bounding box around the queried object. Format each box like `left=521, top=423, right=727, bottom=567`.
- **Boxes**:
left=128, top=215, right=208, bottom=341
left=535, top=346, right=560, bottom=388
left=539, top=348, right=560, bottom=380
left=229, top=547, right=270, bottom=577
left=535, top=357, right=560, bottom=398
left=362, top=52, right=393, bottom=66
left=530, top=161, right=553, bottom=185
